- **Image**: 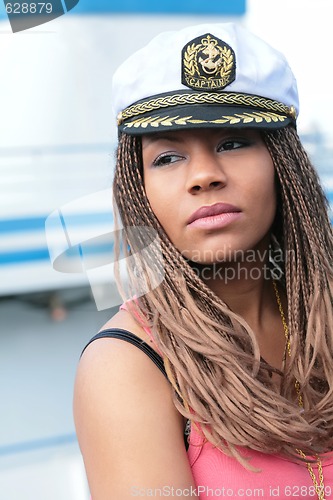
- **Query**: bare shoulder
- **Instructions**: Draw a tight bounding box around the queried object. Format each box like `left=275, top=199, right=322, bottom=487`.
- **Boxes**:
left=73, top=311, right=195, bottom=499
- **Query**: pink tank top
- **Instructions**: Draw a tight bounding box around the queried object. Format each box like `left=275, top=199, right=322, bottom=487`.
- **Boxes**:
left=120, top=303, right=333, bottom=499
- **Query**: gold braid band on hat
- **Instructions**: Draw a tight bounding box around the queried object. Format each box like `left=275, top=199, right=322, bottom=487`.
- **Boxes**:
left=123, top=112, right=289, bottom=130
left=117, top=91, right=296, bottom=126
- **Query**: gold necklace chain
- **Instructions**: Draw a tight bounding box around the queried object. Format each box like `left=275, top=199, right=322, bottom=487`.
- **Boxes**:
left=272, top=280, right=326, bottom=500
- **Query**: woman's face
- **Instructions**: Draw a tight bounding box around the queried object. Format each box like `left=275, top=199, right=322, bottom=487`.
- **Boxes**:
left=142, top=128, right=276, bottom=264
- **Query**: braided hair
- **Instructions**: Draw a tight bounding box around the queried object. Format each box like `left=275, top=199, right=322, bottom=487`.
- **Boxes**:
left=112, top=126, right=333, bottom=467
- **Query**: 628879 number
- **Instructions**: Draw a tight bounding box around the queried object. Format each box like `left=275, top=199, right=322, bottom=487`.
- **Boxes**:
left=5, top=3, right=53, bottom=14
left=284, top=485, right=332, bottom=497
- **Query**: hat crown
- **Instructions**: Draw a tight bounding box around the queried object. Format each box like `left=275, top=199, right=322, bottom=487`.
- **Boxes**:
left=112, top=23, right=299, bottom=133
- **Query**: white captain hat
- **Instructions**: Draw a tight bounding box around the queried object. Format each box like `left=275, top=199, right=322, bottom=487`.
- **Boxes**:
left=112, top=23, right=299, bottom=135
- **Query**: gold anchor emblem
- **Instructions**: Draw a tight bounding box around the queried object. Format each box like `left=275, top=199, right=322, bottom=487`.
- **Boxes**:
left=182, top=33, right=236, bottom=91
left=198, top=35, right=223, bottom=75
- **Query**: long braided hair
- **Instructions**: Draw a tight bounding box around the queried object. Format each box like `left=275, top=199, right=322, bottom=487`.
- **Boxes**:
left=113, top=126, right=333, bottom=466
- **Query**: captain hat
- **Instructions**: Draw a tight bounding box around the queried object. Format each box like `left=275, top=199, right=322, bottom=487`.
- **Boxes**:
left=112, top=22, right=299, bottom=135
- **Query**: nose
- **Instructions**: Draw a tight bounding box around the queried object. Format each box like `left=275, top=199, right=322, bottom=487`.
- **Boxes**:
left=185, top=149, right=227, bottom=195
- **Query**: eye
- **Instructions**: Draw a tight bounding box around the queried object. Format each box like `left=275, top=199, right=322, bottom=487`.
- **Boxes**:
left=152, top=152, right=185, bottom=168
left=217, top=139, right=249, bottom=152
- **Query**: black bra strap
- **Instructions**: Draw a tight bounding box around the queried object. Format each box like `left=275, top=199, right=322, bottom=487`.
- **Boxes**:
left=80, top=328, right=167, bottom=378
left=81, top=327, right=190, bottom=450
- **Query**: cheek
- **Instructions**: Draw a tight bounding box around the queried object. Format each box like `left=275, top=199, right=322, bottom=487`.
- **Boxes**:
left=231, top=145, right=276, bottom=228
left=261, top=156, right=276, bottom=202
left=144, top=176, right=161, bottom=210
left=144, top=178, right=180, bottom=233
left=248, top=157, right=277, bottom=221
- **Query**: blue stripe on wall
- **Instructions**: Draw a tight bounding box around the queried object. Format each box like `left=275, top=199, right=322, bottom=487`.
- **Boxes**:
left=0, top=433, right=77, bottom=456
left=0, top=0, right=246, bottom=19
left=0, top=242, right=114, bottom=266
left=0, top=217, right=46, bottom=234
left=0, top=213, right=113, bottom=234
left=0, top=248, right=51, bottom=265
left=70, top=0, right=246, bottom=15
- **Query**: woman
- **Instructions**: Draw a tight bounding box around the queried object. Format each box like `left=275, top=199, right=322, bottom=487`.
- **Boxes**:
left=73, top=23, right=333, bottom=499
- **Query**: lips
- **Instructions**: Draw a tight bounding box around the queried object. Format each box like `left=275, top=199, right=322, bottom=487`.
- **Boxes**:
left=187, top=202, right=241, bottom=225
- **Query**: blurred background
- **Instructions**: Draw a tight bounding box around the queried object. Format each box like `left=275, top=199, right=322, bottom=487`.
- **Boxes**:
left=0, top=0, right=332, bottom=498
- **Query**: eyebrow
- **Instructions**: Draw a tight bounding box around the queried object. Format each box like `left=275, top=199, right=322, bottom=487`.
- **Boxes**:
left=142, top=133, right=184, bottom=148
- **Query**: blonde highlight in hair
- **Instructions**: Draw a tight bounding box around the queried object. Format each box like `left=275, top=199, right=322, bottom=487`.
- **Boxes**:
left=112, top=127, right=333, bottom=466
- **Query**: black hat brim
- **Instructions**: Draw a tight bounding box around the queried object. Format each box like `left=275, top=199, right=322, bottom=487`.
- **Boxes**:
left=120, top=104, right=294, bottom=135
